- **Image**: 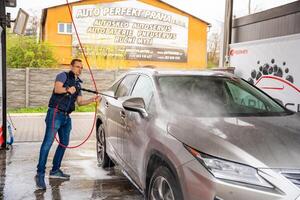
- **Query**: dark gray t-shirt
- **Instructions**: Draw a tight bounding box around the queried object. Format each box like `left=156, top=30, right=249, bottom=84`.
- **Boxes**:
left=55, top=72, right=82, bottom=96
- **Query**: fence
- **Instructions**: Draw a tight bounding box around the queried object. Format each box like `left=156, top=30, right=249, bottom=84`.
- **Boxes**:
left=7, top=68, right=127, bottom=109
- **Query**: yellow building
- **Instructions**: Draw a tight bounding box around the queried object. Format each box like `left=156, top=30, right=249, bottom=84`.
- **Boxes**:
left=41, top=0, right=209, bottom=69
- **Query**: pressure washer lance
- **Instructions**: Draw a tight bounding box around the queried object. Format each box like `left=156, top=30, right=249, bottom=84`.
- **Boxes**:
left=80, top=88, right=116, bottom=99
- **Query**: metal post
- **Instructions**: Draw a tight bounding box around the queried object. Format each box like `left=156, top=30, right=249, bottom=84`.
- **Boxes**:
left=248, top=0, right=252, bottom=15
left=0, top=0, right=7, bottom=149
left=25, top=67, right=29, bottom=107
left=221, top=0, right=233, bottom=68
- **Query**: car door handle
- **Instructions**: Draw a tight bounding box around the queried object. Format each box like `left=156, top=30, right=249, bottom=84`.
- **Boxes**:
left=105, top=101, right=109, bottom=108
left=120, top=110, right=126, bottom=119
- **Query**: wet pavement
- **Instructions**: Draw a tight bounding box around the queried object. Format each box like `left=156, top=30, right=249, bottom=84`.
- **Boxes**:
left=0, top=140, right=144, bottom=200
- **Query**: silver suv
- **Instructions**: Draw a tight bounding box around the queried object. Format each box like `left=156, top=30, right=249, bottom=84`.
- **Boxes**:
left=96, top=68, right=300, bottom=200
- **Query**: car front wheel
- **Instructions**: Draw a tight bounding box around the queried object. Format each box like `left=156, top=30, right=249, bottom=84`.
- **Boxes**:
left=96, top=124, right=114, bottom=168
left=148, top=166, right=183, bottom=200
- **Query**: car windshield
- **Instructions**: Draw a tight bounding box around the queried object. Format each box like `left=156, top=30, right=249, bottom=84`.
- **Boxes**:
left=157, top=75, right=290, bottom=117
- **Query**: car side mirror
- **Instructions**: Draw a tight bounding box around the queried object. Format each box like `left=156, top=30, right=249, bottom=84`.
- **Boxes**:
left=122, top=97, right=149, bottom=119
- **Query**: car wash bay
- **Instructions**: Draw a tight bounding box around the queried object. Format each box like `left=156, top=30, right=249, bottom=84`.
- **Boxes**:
left=0, top=113, right=143, bottom=200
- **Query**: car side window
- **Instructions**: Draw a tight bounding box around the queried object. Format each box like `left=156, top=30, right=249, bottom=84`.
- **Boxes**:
left=131, top=75, right=154, bottom=110
left=115, top=75, right=138, bottom=98
left=147, top=94, right=156, bottom=114
left=110, top=79, right=122, bottom=93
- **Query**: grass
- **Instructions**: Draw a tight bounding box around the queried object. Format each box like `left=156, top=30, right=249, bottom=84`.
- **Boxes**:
left=8, top=103, right=97, bottom=113
left=8, top=106, right=48, bottom=113
left=207, top=61, right=219, bottom=69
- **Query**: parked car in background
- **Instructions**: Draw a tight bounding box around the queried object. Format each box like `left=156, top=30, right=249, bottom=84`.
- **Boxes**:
left=96, top=68, right=300, bottom=200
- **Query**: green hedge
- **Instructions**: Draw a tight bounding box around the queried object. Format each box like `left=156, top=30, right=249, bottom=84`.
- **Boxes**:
left=7, top=34, right=57, bottom=68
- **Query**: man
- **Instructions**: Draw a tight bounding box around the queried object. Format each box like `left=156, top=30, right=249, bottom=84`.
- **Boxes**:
left=35, top=59, right=100, bottom=190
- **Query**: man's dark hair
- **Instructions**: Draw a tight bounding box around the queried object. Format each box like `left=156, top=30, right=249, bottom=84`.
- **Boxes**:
left=71, top=58, right=82, bottom=66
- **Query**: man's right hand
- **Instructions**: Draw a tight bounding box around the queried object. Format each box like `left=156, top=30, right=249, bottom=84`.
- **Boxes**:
left=67, top=86, right=76, bottom=94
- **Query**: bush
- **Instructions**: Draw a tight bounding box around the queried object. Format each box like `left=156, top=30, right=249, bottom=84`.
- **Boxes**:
left=7, top=34, right=57, bottom=68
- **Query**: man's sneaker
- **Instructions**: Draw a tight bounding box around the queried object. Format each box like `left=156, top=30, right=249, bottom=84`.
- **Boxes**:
left=35, top=174, right=46, bottom=190
left=49, top=169, right=70, bottom=180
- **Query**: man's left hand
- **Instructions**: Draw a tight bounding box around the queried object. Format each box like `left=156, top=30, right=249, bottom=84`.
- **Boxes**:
left=93, top=95, right=101, bottom=103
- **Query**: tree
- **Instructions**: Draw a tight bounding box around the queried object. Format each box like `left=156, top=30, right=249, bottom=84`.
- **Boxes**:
left=207, top=32, right=221, bottom=68
left=25, top=15, right=39, bottom=36
left=7, top=34, right=57, bottom=68
left=248, top=0, right=261, bottom=15
left=25, top=9, right=39, bottom=36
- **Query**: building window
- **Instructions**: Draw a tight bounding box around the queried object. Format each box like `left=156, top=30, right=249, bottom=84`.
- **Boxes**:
left=66, top=24, right=72, bottom=33
left=58, top=23, right=72, bottom=34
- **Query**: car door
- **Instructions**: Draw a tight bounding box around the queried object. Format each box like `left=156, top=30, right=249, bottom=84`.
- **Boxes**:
left=102, top=78, right=122, bottom=158
left=107, top=74, right=138, bottom=162
left=121, top=75, right=156, bottom=182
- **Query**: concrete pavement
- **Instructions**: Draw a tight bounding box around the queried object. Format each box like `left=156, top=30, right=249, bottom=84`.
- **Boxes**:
left=1, top=113, right=143, bottom=200
left=0, top=141, right=143, bottom=200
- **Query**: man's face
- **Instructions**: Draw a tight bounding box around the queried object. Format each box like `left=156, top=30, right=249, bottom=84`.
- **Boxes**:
left=71, top=61, right=83, bottom=76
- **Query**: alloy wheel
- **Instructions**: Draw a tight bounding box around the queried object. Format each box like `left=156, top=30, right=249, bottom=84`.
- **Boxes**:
left=96, top=126, right=105, bottom=164
left=150, top=176, right=175, bottom=200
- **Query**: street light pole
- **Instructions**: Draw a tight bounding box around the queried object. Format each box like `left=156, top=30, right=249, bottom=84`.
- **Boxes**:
left=0, top=0, right=7, bottom=149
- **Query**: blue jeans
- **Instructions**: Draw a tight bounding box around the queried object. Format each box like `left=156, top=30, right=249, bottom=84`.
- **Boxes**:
left=37, top=108, right=72, bottom=175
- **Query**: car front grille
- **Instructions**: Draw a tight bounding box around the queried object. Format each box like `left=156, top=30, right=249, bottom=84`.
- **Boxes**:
left=280, top=170, right=300, bottom=188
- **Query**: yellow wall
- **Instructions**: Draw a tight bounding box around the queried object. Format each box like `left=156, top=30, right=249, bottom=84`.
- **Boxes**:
left=44, top=0, right=208, bottom=69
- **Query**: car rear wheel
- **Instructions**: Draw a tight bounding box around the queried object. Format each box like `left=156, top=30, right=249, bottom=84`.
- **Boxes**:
left=148, top=166, right=183, bottom=200
left=96, top=124, right=114, bottom=168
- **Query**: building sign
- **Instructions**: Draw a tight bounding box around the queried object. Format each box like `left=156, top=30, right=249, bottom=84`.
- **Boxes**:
left=230, top=33, right=300, bottom=112
left=72, top=1, right=189, bottom=62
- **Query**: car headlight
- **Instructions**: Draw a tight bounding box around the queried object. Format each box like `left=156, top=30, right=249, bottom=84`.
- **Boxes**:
left=185, top=145, right=273, bottom=188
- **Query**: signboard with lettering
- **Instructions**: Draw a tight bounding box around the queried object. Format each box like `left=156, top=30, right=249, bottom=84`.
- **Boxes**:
left=230, top=33, right=300, bottom=112
left=72, top=1, right=189, bottom=62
